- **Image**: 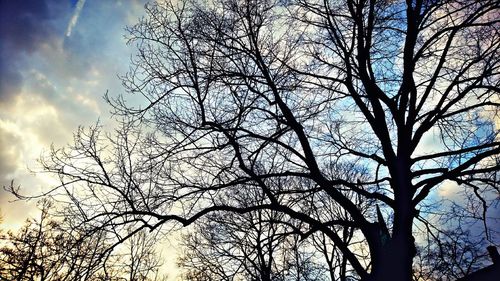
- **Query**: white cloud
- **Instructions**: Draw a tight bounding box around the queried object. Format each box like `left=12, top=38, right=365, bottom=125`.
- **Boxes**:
left=66, top=0, right=87, bottom=37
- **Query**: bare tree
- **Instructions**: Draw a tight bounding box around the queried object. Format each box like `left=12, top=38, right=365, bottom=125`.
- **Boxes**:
left=413, top=227, right=490, bottom=281
left=412, top=195, right=498, bottom=281
left=10, top=0, right=499, bottom=280
left=177, top=188, right=328, bottom=281
left=0, top=200, right=108, bottom=280
left=177, top=163, right=372, bottom=281
left=0, top=200, right=167, bottom=281
left=121, top=228, right=168, bottom=281
left=178, top=212, right=322, bottom=280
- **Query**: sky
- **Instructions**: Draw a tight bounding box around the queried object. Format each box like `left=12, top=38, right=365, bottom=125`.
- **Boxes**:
left=0, top=0, right=145, bottom=223
left=0, top=0, right=183, bottom=276
left=0, top=0, right=180, bottom=276
left=1, top=1, right=496, bottom=222
left=0, top=0, right=498, bottom=278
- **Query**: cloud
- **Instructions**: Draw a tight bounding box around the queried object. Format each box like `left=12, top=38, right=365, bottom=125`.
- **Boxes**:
left=0, top=125, right=22, bottom=184
left=437, top=180, right=460, bottom=199
left=0, top=1, right=52, bottom=51
left=0, top=0, right=149, bottom=230
left=0, top=0, right=70, bottom=101
left=66, top=0, right=87, bottom=37
left=0, top=92, right=68, bottom=224
left=0, top=60, right=23, bottom=101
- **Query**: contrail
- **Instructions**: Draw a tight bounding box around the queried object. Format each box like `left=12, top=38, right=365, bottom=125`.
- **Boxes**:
left=66, top=0, right=87, bottom=37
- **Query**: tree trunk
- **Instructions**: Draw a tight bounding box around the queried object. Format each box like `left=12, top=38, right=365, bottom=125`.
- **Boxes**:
left=368, top=231, right=415, bottom=281
left=366, top=161, right=416, bottom=281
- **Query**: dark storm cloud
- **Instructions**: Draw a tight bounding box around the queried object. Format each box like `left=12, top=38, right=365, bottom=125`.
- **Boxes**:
left=0, top=0, right=70, bottom=100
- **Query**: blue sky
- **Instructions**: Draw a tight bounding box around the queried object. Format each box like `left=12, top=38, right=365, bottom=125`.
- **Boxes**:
left=0, top=0, right=148, bottom=225
left=0, top=1, right=180, bottom=276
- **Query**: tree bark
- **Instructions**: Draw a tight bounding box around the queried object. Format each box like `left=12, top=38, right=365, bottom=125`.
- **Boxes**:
left=366, top=158, right=416, bottom=281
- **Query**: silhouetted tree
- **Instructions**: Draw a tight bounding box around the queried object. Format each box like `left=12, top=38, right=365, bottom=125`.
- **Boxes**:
left=178, top=164, right=373, bottom=281
left=0, top=200, right=106, bottom=280
left=0, top=200, right=167, bottom=281
left=412, top=197, right=498, bottom=281
left=413, top=228, right=490, bottom=281
left=177, top=188, right=327, bottom=280
left=122, top=228, right=168, bottom=281
left=10, top=0, right=499, bottom=280
left=178, top=211, right=325, bottom=281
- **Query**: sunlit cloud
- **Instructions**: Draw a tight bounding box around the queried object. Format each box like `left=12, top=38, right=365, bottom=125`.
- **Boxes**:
left=66, top=0, right=86, bottom=37
left=0, top=1, right=147, bottom=230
